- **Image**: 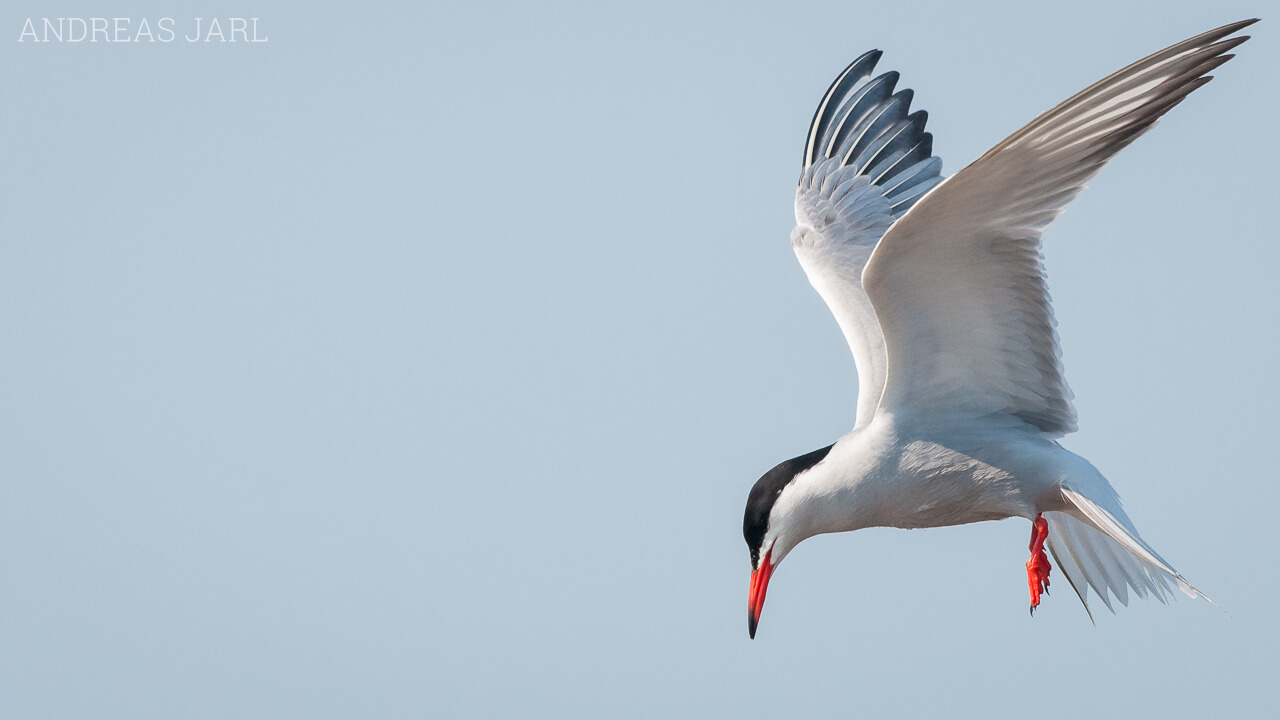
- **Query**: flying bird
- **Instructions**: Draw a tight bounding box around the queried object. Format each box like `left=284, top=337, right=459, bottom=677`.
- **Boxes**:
left=744, top=19, right=1256, bottom=638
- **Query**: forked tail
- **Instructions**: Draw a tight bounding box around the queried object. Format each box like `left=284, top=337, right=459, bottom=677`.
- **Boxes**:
left=1043, top=487, right=1210, bottom=620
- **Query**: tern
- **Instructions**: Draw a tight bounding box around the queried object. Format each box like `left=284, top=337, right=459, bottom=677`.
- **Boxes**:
left=744, top=19, right=1255, bottom=638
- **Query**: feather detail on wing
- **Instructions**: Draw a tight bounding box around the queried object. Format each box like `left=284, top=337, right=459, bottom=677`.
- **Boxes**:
left=793, top=50, right=944, bottom=428
left=863, top=20, right=1255, bottom=436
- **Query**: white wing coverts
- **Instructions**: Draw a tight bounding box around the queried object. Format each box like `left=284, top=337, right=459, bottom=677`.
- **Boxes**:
left=793, top=51, right=944, bottom=428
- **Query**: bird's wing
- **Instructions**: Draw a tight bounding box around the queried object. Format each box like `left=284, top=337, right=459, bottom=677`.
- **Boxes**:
left=863, top=20, right=1255, bottom=435
left=792, top=51, right=944, bottom=429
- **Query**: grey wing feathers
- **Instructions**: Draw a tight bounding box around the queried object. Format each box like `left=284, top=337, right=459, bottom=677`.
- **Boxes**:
left=801, top=50, right=943, bottom=217
left=863, top=19, right=1255, bottom=437
left=792, top=52, right=944, bottom=429
left=984, top=19, right=1257, bottom=164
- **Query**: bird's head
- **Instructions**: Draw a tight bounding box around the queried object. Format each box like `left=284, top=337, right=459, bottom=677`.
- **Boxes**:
left=742, top=444, right=834, bottom=638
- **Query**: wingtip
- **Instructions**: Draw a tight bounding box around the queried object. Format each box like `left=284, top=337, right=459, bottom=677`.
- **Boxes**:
left=1212, top=18, right=1259, bottom=36
left=846, top=49, right=884, bottom=77
left=803, top=49, right=887, bottom=170
left=1203, top=18, right=1260, bottom=43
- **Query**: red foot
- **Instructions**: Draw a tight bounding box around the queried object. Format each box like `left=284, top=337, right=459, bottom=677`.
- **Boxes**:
left=1026, top=513, right=1051, bottom=614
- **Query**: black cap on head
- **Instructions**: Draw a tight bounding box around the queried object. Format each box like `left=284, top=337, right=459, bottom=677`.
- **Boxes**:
left=743, top=444, right=833, bottom=567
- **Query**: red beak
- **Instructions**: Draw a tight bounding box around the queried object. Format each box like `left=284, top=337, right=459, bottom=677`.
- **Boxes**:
left=747, top=549, right=774, bottom=639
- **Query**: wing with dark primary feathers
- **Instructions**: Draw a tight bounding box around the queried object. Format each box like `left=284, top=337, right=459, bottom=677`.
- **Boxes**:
left=792, top=50, right=944, bottom=429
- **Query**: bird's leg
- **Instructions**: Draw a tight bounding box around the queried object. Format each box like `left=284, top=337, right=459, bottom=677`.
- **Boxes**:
left=1026, top=513, right=1051, bottom=614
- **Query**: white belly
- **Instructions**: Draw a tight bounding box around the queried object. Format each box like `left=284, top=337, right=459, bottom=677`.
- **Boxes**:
left=849, top=415, right=1074, bottom=530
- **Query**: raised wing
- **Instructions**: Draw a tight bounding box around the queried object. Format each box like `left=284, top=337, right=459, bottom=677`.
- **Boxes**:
left=863, top=20, right=1255, bottom=436
left=793, top=51, right=944, bottom=429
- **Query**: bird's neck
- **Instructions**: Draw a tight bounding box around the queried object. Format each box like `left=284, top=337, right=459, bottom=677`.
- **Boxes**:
left=770, top=428, right=892, bottom=558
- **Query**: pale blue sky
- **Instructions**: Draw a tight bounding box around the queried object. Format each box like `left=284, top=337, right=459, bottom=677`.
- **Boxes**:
left=3, top=1, right=1277, bottom=718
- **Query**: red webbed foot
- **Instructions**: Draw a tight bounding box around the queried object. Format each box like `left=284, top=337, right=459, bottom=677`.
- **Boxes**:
left=1026, top=513, right=1051, bottom=614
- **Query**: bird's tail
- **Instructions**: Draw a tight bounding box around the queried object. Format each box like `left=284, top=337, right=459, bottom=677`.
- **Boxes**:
left=1044, top=486, right=1209, bottom=620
